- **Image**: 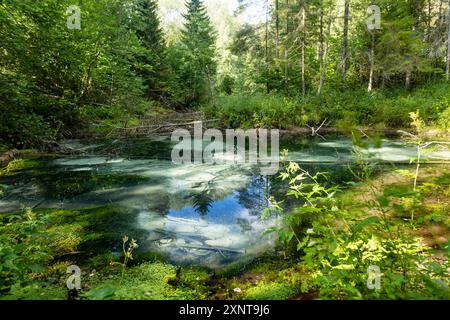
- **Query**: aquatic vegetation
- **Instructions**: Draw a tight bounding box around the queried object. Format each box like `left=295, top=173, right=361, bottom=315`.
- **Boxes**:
left=0, top=158, right=43, bottom=176
left=36, top=171, right=148, bottom=200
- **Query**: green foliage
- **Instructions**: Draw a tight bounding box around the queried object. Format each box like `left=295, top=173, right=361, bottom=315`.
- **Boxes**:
left=204, top=93, right=305, bottom=129
left=204, top=82, right=450, bottom=129
left=0, top=0, right=160, bottom=147
left=0, top=208, right=55, bottom=295
left=243, top=282, right=298, bottom=300
left=168, top=0, right=217, bottom=107
left=134, top=0, right=169, bottom=100
left=263, top=159, right=340, bottom=255
left=302, top=229, right=448, bottom=299
left=266, top=150, right=450, bottom=299
left=85, top=262, right=205, bottom=300
left=0, top=159, right=43, bottom=176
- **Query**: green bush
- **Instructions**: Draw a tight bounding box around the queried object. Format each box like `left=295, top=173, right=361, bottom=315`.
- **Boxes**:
left=204, top=82, right=450, bottom=130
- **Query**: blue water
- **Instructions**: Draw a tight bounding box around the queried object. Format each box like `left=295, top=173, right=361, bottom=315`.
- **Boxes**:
left=1, top=135, right=449, bottom=268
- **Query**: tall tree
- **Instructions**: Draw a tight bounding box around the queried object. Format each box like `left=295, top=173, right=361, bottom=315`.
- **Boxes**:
left=447, top=0, right=450, bottom=80
left=285, top=0, right=290, bottom=92
left=276, top=0, right=281, bottom=59
left=297, top=0, right=307, bottom=96
left=266, top=0, right=270, bottom=93
left=318, top=2, right=332, bottom=95
left=341, top=0, right=350, bottom=84
left=318, top=0, right=324, bottom=64
left=134, top=0, right=168, bottom=99
left=177, top=0, right=217, bottom=106
left=368, top=31, right=375, bottom=92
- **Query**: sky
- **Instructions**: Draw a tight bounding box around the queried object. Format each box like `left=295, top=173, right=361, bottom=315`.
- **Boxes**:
left=157, top=0, right=266, bottom=32
left=157, top=0, right=266, bottom=47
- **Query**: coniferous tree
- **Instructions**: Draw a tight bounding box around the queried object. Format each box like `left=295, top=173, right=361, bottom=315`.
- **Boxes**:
left=177, top=0, right=217, bottom=106
left=134, top=0, right=168, bottom=100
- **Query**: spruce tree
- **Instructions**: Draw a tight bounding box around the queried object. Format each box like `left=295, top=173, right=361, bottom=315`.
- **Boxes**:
left=178, top=0, right=217, bottom=106
left=134, top=0, right=168, bottom=99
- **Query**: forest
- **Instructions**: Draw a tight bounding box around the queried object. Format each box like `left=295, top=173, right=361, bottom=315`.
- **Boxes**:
left=0, top=0, right=449, bottom=301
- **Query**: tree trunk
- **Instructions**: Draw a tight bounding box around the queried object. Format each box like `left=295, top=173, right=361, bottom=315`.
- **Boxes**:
left=300, top=2, right=306, bottom=96
left=447, top=0, right=450, bottom=81
left=276, top=0, right=280, bottom=59
left=205, top=66, right=216, bottom=107
left=406, top=69, right=411, bottom=89
left=318, top=5, right=332, bottom=95
left=368, top=32, right=375, bottom=92
left=341, top=0, right=350, bottom=84
left=318, top=1, right=324, bottom=64
left=285, top=0, right=289, bottom=92
left=429, top=0, right=432, bottom=27
left=266, top=0, right=270, bottom=93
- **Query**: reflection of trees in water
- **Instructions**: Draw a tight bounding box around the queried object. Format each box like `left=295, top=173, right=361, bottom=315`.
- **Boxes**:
left=237, top=175, right=274, bottom=217
left=190, top=180, right=216, bottom=218
left=93, top=138, right=174, bottom=159
left=237, top=218, right=252, bottom=232
left=191, top=191, right=214, bottom=218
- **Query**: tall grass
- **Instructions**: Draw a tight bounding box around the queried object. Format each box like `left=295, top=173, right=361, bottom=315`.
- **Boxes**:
left=203, top=82, right=450, bottom=130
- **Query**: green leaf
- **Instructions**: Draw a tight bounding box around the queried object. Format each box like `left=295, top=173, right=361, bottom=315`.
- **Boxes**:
left=351, top=216, right=381, bottom=238
left=85, top=285, right=117, bottom=300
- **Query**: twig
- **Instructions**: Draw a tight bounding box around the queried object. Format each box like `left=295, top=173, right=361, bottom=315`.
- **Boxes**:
left=306, top=118, right=328, bottom=137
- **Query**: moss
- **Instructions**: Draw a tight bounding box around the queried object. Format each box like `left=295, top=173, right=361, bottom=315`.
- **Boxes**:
left=85, top=262, right=205, bottom=300
left=27, top=206, right=150, bottom=263
left=177, top=266, right=211, bottom=297
left=0, top=158, right=43, bottom=175
left=207, top=255, right=303, bottom=300
left=0, top=205, right=214, bottom=300
left=243, top=282, right=299, bottom=300
left=1, top=161, right=448, bottom=300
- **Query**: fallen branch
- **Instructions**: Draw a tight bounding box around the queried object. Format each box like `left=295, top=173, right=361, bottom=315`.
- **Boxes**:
left=112, top=119, right=220, bottom=131
left=306, top=118, right=328, bottom=137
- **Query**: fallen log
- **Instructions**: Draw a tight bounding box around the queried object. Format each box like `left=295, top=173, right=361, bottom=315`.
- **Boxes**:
left=111, top=119, right=220, bottom=132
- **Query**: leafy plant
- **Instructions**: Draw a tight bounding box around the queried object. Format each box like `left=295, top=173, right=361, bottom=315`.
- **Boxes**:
left=110, top=236, right=139, bottom=272
left=263, top=158, right=340, bottom=255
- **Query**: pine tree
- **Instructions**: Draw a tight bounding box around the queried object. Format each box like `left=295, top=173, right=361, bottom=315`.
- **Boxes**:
left=134, top=0, right=168, bottom=100
left=178, top=0, right=217, bottom=106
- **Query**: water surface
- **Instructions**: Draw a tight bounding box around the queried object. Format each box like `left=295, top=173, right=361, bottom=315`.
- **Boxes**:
left=1, top=135, right=449, bottom=268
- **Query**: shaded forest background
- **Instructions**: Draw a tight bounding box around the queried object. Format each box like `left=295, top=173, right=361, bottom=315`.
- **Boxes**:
left=1, top=0, right=450, bottom=148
